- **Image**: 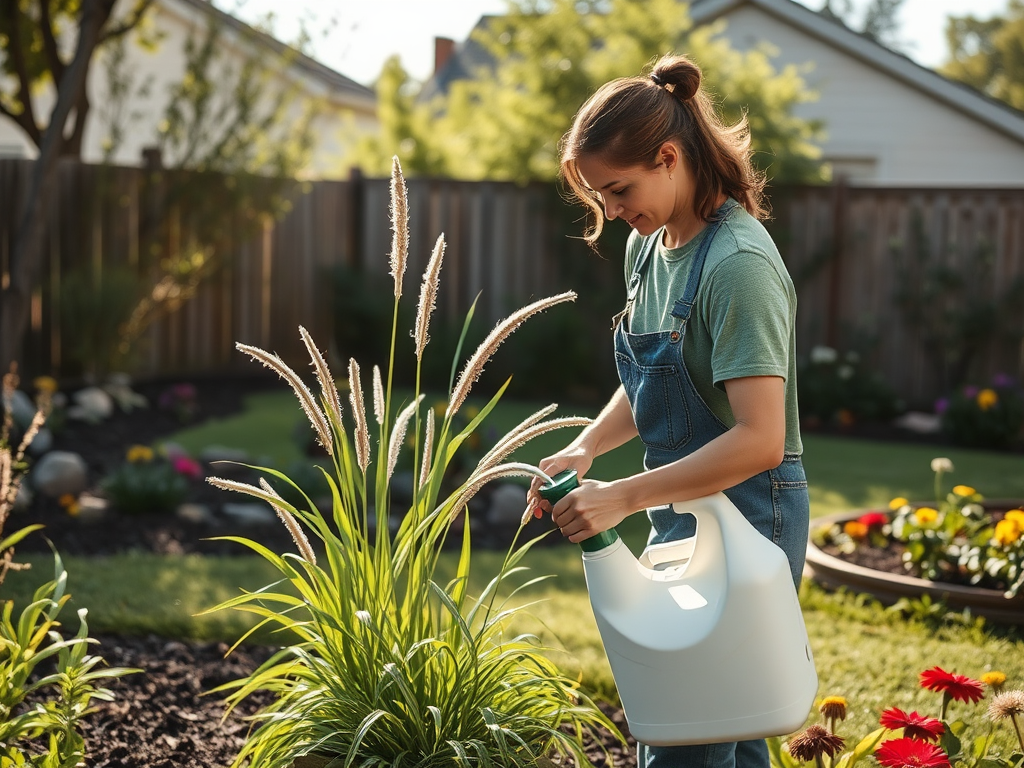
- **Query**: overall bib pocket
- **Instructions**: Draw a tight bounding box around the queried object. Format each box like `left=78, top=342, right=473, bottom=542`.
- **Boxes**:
left=615, top=352, right=693, bottom=451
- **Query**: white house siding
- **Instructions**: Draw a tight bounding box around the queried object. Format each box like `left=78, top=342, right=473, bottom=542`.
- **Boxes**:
left=0, top=0, right=376, bottom=178
left=710, top=4, right=1024, bottom=186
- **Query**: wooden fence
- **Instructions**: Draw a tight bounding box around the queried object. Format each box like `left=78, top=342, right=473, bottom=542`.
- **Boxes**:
left=2, top=158, right=1022, bottom=405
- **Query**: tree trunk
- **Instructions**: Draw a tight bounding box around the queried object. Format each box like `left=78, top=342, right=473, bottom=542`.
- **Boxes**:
left=0, top=0, right=115, bottom=374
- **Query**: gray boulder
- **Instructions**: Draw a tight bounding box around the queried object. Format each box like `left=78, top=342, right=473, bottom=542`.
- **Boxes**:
left=67, top=387, right=114, bottom=422
left=485, top=483, right=529, bottom=528
left=31, top=451, right=89, bottom=497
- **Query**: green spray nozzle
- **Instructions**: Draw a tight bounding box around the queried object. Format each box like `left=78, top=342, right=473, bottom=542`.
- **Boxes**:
left=538, top=469, right=620, bottom=553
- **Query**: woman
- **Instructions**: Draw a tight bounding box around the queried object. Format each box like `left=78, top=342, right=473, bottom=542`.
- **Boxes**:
left=526, top=53, right=810, bottom=768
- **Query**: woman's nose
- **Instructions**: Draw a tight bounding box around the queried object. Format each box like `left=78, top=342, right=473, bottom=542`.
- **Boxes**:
left=603, top=198, right=619, bottom=220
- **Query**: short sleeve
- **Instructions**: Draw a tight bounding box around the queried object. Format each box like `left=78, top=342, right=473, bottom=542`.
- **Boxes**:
left=700, top=251, right=792, bottom=389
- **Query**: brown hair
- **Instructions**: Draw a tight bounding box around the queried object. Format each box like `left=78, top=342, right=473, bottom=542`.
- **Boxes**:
left=560, top=53, right=767, bottom=243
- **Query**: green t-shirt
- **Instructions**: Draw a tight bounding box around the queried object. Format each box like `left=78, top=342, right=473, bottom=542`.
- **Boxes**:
left=623, top=204, right=803, bottom=455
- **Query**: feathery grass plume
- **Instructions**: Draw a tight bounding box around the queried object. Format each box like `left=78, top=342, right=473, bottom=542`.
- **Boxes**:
left=419, top=407, right=435, bottom=489
left=258, top=478, right=317, bottom=565
left=299, top=326, right=342, bottom=429
left=389, top=156, right=409, bottom=298
left=386, top=395, right=424, bottom=482
left=415, top=234, right=446, bottom=360
left=348, top=358, right=371, bottom=472
left=448, top=291, right=577, bottom=419
left=236, top=343, right=333, bottom=456
left=478, top=416, right=593, bottom=475
left=372, top=365, right=385, bottom=425
left=447, top=462, right=553, bottom=522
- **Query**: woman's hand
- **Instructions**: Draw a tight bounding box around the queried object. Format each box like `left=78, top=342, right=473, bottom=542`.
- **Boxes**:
left=525, top=445, right=595, bottom=519
left=549, top=478, right=632, bottom=543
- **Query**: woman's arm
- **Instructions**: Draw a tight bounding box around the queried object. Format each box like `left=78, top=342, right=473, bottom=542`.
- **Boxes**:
left=525, top=384, right=638, bottom=513
left=549, top=375, right=786, bottom=542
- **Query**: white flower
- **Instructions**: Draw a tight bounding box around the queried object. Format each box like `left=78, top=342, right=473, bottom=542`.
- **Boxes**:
left=931, top=457, right=954, bottom=473
left=837, top=364, right=855, bottom=380
left=811, top=345, right=838, bottom=364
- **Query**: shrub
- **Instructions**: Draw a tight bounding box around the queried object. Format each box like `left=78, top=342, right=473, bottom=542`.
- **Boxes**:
left=798, top=345, right=902, bottom=427
left=937, top=375, right=1024, bottom=449
left=203, top=159, right=619, bottom=767
left=100, top=444, right=191, bottom=514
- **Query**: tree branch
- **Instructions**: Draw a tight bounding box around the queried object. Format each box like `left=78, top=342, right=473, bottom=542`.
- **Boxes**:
left=4, top=2, right=42, bottom=147
left=99, top=0, right=157, bottom=43
left=39, top=0, right=67, bottom=85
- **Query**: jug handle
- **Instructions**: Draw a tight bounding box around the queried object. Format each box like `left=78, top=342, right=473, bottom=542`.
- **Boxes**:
left=638, top=537, right=696, bottom=569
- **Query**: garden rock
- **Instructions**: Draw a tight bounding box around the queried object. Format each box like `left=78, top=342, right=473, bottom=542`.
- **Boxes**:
left=177, top=503, right=214, bottom=525
left=30, top=450, right=89, bottom=497
left=222, top=502, right=276, bottom=526
left=10, top=388, right=37, bottom=429
left=77, top=494, right=110, bottom=523
left=67, top=386, right=115, bottom=423
left=102, top=373, right=148, bottom=412
left=485, top=482, right=528, bottom=528
left=26, top=427, right=53, bottom=456
left=12, top=484, right=33, bottom=512
left=893, top=411, right=942, bottom=434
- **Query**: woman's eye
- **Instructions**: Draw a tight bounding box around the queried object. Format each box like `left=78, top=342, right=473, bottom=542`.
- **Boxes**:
left=611, top=187, right=628, bottom=196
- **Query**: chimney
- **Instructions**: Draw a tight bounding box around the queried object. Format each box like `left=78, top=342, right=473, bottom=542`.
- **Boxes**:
left=434, top=37, right=455, bottom=75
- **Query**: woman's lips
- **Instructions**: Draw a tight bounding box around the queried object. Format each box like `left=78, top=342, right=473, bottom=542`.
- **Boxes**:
left=627, top=214, right=642, bottom=226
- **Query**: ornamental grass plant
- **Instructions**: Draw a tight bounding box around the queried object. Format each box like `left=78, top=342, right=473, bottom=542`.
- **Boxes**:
left=203, top=157, right=619, bottom=768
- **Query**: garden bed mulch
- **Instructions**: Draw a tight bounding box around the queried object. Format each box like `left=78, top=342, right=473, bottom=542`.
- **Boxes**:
left=78, top=632, right=635, bottom=768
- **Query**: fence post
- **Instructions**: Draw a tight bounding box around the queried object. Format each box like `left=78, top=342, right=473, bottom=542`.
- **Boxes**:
left=825, top=177, right=848, bottom=349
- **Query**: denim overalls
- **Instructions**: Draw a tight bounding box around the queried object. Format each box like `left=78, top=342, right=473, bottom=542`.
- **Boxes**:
left=613, top=201, right=810, bottom=768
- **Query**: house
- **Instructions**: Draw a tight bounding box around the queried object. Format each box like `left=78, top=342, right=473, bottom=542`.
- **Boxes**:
left=425, top=0, right=1024, bottom=186
left=0, top=0, right=377, bottom=177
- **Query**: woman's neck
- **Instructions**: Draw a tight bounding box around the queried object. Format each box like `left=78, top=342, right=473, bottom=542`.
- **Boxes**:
left=662, top=193, right=728, bottom=249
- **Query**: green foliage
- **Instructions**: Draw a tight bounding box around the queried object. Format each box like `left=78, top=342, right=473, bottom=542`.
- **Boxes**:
left=891, top=211, right=1024, bottom=395
left=358, top=0, right=826, bottom=184
left=100, top=449, right=190, bottom=515
left=203, top=163, right=618, bottom=766
left=942, top=0, right=1024, bottom=112
left=939, top=379, right=1024, bottom=451
left=798, top=345, right=903, bottom=426
left=57, top=266, right=141, bottom=379
left=0, top=553, right=138, bottom=768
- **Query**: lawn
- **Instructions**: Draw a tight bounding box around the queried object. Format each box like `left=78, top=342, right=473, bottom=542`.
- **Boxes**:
left=6, top=387, right=1024, bottom=754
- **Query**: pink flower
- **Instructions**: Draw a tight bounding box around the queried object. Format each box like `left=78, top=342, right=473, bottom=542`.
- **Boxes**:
left=172, top=455, right=203, bottom=480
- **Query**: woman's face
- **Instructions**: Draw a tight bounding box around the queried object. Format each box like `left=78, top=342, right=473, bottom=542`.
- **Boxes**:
left=576, top=145, right=689, bottom=238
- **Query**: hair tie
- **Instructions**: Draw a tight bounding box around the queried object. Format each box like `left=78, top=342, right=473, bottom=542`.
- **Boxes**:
left=650, top=72, right=665, bottom=87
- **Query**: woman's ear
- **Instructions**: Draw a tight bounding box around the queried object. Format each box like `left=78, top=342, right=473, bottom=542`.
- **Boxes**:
left=659, top=141, right=681, bottom=176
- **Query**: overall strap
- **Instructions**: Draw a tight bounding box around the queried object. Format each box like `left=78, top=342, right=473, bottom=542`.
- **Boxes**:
left=670, top=200, right=739, bottom=321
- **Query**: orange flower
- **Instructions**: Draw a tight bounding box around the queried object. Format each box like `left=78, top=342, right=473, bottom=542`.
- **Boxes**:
left=844, top=521, right=869, bottom=541
left=976, top=388, right=998, bottom=411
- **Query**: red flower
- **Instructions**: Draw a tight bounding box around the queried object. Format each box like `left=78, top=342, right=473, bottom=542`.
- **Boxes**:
left=879, top=708, right=944, bottom=741
left=859, top=512, right=889, bottom=528
left=919, top=667, right=985, bottom=703
left=875, top=738, right=949, bottom=768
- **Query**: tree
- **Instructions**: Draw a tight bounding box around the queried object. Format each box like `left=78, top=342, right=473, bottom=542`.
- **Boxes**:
left=358, top=0, right=826, bottom=185
left=941, top=0, right=1024, bottom=112
left=0, top=0, right=154, bottom=374
left=819, top=0, right=906, bottom=50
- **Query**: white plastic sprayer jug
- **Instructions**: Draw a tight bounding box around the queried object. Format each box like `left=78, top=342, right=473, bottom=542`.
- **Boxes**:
left=539, top=470, right=817, bottom=747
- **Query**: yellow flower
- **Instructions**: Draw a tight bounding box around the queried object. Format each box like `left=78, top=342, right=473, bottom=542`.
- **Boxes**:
left=889, top=497, right=910, bottom=511
left=952, top=485, right=976, bottom=497
left=913, top=507, right=939, bottom=524
left=844, top=521, right=869, bottom=541
left=126, top=444, right=154, bottom=463
left=819, top=695, right=848, bottom=722
left=994, top=519, right=1022, bottom=547
left=33, top=376, right=58, bottom=394
left=1005, top=510, right=1024, bottom=526
left=981, top=671, right=1007, bottom=691
left=976, top=388, right=998, bottom=411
